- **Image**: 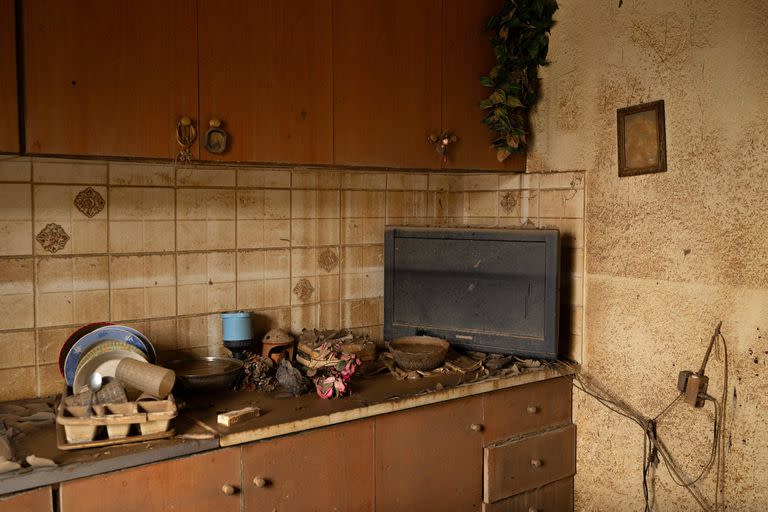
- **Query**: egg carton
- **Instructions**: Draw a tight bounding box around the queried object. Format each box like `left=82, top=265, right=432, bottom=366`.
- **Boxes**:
left=55, top=393, right=177, bottom=450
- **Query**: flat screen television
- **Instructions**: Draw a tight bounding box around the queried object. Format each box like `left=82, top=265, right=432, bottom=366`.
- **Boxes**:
left=384, top=227, right=561, bottom=359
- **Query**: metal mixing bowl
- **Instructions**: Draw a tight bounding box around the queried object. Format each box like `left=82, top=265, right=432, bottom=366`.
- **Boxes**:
left=163, top=356, right=243, bottom=391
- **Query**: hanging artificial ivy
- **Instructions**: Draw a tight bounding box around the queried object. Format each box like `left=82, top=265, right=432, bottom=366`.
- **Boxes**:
left=480, top=0, right=559, bottom=162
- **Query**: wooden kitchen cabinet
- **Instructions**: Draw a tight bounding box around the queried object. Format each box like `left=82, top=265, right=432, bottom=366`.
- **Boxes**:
left=0, top=486, right=52, bottom=512
left=58, top=448, right=241, bottom=512
left=198, top=0, right=333, bottom=164
left=375, top=395, right=485, bottom=511
left=241, top=419, right=375, bottom=512
left=442, top=0, right=525, bottom=171
left=0, top=0, right=18, bottom=153
left=333, top=0, right=443, bottom=170
left=23, top=0, right=198, bottom=159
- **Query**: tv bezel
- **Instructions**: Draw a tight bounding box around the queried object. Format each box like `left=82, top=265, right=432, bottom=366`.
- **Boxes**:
left=384, top=226, right=561, bottom=360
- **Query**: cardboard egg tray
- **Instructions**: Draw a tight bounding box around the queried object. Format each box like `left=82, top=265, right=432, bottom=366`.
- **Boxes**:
left=55, top=393, right=177, bottom=450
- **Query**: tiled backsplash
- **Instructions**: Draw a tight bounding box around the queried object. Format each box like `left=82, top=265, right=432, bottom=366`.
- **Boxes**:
left=0, top=156, right=584, bottom=400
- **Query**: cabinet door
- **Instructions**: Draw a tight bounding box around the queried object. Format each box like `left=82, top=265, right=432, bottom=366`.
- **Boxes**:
left=198, top=0, right=333, bottom=164
left=0, top=486, right=52, bottom=512
left=442, top=0, right=526, bottom=171
left=59, top=448, right=241, bottom=512
left=375, top=397, right=484, bottom=511
left=24, top=0, right=197, bottom=159
left=242, top=419, right=374, bottom=512
left=0, top=0, right=18, bottom=153
left=334, top=0, right=442, bottom=169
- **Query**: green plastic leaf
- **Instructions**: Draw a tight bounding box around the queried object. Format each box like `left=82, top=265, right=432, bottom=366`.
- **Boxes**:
left=506, top=96, right=523, bottom=108
left=497, top=147, right=512, bottom=162
left=479, top=76, right=495, bottom=88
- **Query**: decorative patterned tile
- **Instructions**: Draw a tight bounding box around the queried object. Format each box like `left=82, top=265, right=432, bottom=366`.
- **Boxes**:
left=35, top=223, right=70, bottom=253
left=74, top=187, right=105, bottom=218
left=34, top=185, right=108, bottom=254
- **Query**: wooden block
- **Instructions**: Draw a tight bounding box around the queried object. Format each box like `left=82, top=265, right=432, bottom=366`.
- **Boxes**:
left=217, top=407, right=261, bottom=427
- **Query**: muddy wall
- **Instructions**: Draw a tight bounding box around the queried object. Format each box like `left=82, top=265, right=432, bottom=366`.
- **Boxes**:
left=526, top=0, right=768, bottom=509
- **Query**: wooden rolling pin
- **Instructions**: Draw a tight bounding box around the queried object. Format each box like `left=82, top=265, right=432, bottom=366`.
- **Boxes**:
left=115, top=359, right=176, bottom=398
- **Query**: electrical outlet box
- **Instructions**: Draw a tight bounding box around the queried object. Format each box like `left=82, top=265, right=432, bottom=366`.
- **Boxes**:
left=678, top=371, right=708, bottom=408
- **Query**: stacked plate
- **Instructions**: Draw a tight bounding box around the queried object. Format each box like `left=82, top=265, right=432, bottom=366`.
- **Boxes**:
left=60, top=323, right=157, bottom=392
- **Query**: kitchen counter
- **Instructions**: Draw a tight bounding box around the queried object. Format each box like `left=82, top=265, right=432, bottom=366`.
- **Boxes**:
left=0, top=363, right=574, bottom=497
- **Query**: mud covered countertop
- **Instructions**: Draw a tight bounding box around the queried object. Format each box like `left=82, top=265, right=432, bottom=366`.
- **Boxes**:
left=0, top=364, right=573, bottom=496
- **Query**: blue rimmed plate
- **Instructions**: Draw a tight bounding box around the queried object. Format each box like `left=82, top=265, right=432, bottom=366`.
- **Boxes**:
left=63, top=326, right=154, bottom=386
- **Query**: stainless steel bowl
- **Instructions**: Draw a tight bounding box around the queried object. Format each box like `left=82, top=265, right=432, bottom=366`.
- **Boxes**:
left=163, top=356, right=243, bottom=391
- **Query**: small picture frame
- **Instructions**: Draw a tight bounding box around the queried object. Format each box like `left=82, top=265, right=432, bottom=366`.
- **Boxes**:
left=617, top=100, right=667, bottom=177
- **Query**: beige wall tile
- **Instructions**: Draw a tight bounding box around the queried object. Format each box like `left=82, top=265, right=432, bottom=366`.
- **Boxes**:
left=37, top=326, right=71, bottom=365
left=237, top=190, right=266, bottom=219
left=342, top=217, right=385, bottom=245
left=387, top=173, right=428, bottom=190
left=110, top=187, right=175, bottom=253
left=291, top=248, right=316, bottom=277
left=341, top=298, right=383, bottom=328
left=262, top=220, right=290, bottom=248
left=342, top=191, right=385, bottom=218
left=252, top=307, right=291, bottom=335
left=427, top=191, right=464, bottom=219
left=291, top=304, right=318, bottom=333
left=292, top=169, right=341, bottom=190
left=317, top=274, right=340, bottom=302
left=319, top=302, right=340, bottom=329
left=463, top=174, right=499, bottom=191
left=109, top=162, right=174, bottom=186
left=264, top=278, right=291, bottom=307
left=539, top=171, right=584, bottom=190
left=0, top=330, right=35, bottom=369
left=177, top=314, right=221, bottom=350
left=342, top=172, right=386, bottom=190
left=0, top=367, right=36, bottom=401
left=38, top=363, right=63, bottom=396
left=236, top=219, right=264, bottom=249
left=0, top=156, right=31, bottom=182
left=0, top=258, right=34, bottom=330
left=34, top=185, right=108, bottom=255
left=36, top=256, right=109, bottom=327
left=177, top=166, right=236, bottom=187
left=539, top=189, right=584, bottom=219
left=33, top=160, right=107, bottom=184
left=0, top=183, right=33, bottom=255
left=110, top=254, right=176, bottom=320
left=291, top=189, right=317, bottom=219
left=317, top=218, right=340, bottom=246
left=386, top=191, right=427, bottom=221
left=465, top=191, right=498, bottom=217
left=238, top=168, right=291, bottom=189
left=428, top=173, right=462, bottom=191
left=291, top=218, right=317, bottom=247
left=177, top=252, right=236, bottom=315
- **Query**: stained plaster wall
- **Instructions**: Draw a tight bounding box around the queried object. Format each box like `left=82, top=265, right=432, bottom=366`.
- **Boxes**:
left=527, top=0, right=768, bottom=510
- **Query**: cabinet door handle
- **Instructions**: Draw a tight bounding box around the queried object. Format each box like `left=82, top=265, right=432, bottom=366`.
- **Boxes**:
left=221, top=484, right=238, bottom=495
left=527, top=405, right=539, bottom=414
left=253, top=477, right=268, bottom=488
left=530, top=459, right=543, bottom=468
left=470, top=423, right=484, bottom=432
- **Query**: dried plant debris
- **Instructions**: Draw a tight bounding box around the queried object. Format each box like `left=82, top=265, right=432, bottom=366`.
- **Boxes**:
left=239, top=351, right=278, bottom=392
left=276, top=359, right=311, bottom=396
left=0, top=457, right=21, bottom=474
left=26, top=455, right=57, bottom=468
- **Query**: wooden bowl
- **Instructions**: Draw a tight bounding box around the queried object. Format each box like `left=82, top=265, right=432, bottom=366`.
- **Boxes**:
left=388, top=336, right=450, bottom=371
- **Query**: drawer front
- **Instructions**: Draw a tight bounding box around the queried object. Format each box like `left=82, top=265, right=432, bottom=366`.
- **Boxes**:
left=484, top=424, right=576, bottom=503
left=482, top=477, right=573, bottom=512
left=483, top=377, right=572, bottom=443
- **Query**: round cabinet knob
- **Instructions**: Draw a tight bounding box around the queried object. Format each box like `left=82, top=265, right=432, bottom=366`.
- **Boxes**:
left=470, top=423, right=484, bottom=432
left=221, top=484, right=237, bottom=495
left=253, top=477, right=268, bottom=488
left=530, top=459, right=543, bottom=468
left=528, top=507, right=540, bottom=512
left=209, top=118, right=222, bottom=128
left=526, top=405, right=539, bottom=414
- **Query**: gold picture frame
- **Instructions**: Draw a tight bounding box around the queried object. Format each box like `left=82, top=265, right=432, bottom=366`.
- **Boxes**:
left=617, top=100, right=667, bottom=177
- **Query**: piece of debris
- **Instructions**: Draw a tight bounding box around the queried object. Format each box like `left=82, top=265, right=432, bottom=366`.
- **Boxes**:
left=178, top=433, right=216, bottom=440
left=26, top=455, right=57, bottom=468
left=276, top=359, right=310, bottom=396
left=0, top=435, right=12, bottom=460
left=17, top=412, right=55, bottom=423
left=0, top=457, right=21, bottom=474
left=239, top=352, right=278, bottom=392
left=217, top=406, right=261, bottom=427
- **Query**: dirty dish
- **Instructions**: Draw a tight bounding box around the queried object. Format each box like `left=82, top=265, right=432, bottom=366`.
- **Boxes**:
left=73, top=348, right=148, bottom=393
left=388, top=336, right=450, bottom=371
left=163, top=357, right=243, bottom=391
left=63, top=326, right=154, bottom=386
left=59, top=322, right=112, bottom=377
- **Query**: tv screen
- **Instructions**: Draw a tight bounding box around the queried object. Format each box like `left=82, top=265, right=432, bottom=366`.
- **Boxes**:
left=384, top=227, right=561, bottom=359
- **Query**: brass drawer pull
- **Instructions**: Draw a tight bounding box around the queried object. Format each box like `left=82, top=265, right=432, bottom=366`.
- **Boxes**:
left=221, top=484, right=238, bottom=495
left=526, top=405, right=539, bottom=414
left=530, top=459, right=543, bottom=468
left=253, top=477, right=268, bottom=488
left=470, top=423, right=484, bottom=432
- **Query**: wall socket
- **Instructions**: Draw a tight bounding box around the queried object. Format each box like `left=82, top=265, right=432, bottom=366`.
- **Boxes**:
left=677, top=370, right=708, bottom=408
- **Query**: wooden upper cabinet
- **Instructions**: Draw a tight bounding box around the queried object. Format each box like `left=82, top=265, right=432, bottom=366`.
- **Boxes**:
left=198, top=0, right=333, bottom=164
left=59, top=448, right=241, bottom=512
left=334, top=0, right=443, bottom=170
left=442, top=0, right=525, bottom=171
left=0, top=0, right=18, bottom=153
left=23, top=0, right=198, bottom=159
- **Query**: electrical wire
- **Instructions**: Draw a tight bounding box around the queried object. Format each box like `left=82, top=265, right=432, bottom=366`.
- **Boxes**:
left=553, top=326, right=729, bottom=512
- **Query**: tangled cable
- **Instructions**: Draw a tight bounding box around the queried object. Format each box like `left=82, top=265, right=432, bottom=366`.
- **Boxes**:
left=552, top=325, right=728, bottom=512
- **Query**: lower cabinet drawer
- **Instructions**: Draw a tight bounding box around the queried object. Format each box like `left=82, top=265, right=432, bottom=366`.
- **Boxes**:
left=484, top=424, right=576, bottom=503
left=482, top=477, right=573, bottom=512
